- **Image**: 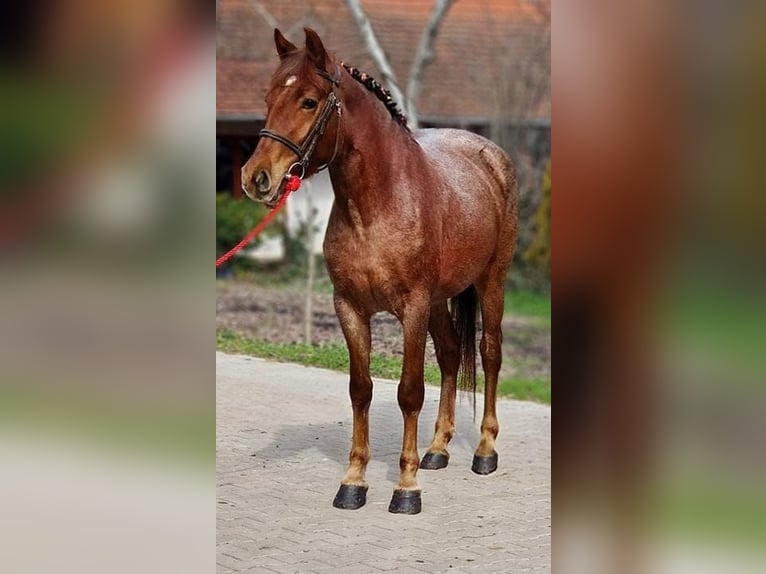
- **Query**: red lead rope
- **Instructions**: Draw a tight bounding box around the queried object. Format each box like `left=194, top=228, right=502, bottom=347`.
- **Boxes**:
left=215, top=175, right=301, bottom=268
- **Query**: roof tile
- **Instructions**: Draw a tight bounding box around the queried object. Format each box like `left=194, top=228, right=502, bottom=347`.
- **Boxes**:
left=217, top=0, right=549, bottom=121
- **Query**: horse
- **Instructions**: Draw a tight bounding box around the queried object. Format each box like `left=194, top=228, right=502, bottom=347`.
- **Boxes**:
left=242, top=28, right=519, bottom=514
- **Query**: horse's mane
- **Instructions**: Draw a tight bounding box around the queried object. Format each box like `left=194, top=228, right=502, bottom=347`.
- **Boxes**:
left=340, top=62, right=410, bottom=132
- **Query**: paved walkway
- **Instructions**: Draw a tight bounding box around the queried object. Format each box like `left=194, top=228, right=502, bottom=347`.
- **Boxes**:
left=217, top=352, right=550, bottom=573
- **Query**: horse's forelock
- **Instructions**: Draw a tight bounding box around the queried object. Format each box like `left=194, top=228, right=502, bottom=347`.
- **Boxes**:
left=270, top=51, right=330, bottom=96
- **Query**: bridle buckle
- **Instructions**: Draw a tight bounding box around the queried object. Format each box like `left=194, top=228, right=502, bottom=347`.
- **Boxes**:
left=287, top=162, right=306, bottom=180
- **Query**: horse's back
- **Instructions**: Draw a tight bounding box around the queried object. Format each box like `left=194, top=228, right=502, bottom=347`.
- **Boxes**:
left=414, top=128, right=516, bottom=203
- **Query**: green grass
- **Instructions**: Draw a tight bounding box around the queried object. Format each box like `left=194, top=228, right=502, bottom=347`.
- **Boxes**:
left=498, top=377, right=551, bottom=404
left=217, top=328, right=550, bottom=404
left=217, top=328, right=441, bottom=383
left=504, top=290, right=551, bottom=320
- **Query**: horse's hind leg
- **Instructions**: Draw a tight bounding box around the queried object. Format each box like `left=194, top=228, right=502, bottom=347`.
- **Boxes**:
left=420, top=300, right=459, bottom=470
left=332, top=296, right=373, bottom=510
left=473, top=270, right=507, bottom=474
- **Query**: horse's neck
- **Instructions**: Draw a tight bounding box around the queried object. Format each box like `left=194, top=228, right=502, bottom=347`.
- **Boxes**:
left=328, top=80, right=420, bottom=221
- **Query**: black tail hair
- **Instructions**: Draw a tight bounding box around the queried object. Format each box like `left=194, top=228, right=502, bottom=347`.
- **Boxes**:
left=451, top=285, right=478, bottom=415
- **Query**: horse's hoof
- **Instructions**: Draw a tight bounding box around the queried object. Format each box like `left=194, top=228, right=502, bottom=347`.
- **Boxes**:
left=388, top=489, right=422, bottom=514
left=332, top=484, right=368, bottom=510
left=420, top=452, right=449, bottom=470
left=471, top=452, right=499, bottom=475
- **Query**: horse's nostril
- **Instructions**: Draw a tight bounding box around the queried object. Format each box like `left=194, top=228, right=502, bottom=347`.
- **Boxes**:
left=255, top=170, right=271, bottom=193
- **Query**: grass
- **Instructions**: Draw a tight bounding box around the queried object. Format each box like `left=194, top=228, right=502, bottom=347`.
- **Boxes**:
left=217, top=328, right=442, bottom=383
left=217, top=328, right=550, bottom=404
left=504, top=290, right=551, bottom=321
left=498, top=377, right=551, bottom=404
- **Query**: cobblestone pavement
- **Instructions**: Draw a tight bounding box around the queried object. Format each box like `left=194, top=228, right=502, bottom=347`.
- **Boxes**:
left=217, top=352, right=550, bottom=573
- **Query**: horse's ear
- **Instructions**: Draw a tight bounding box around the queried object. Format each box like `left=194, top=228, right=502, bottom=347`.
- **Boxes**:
left=304, top=27, right=328, bottom=69
left=274, top=28, right=297, bottom=60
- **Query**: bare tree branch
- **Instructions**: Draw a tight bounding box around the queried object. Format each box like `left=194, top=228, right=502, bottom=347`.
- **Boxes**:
left=405, top=0, right=455, bottom=127
left=345, top=0, right=455, bottom=129
left=248, top=0, right=279, bottom=30
left=246, top=1, right=305, bottom=55
left=343, top=0, right=407, bottom=119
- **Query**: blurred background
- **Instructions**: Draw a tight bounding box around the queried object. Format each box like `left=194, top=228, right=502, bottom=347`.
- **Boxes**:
left=3, top=0, right=765, bottom=572
left=553, top=0, right=766, bottom=573
left=215, top=0, right=552, bottom=404
left=0, top=1, right=215, bottom=573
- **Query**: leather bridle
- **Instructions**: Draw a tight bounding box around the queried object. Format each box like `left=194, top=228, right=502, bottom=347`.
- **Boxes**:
left=258, top=66, right=343, bottom=180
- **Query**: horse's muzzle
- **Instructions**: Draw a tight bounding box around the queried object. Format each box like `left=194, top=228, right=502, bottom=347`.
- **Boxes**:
left=255, top=170, right=271, bottom=194
left=241, top=165, right=273, bottom=201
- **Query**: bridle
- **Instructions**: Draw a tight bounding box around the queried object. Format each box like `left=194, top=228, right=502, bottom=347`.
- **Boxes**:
left=258, top=65, right=343, bottom=180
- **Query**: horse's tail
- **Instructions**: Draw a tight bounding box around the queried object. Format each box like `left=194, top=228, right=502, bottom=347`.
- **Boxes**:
left=451, top=285, right=478, bottom=412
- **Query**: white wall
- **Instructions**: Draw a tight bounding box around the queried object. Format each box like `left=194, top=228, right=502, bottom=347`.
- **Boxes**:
left=285, top=171, right=335, bottom=255
left=245, top=171, right=334, bottom=263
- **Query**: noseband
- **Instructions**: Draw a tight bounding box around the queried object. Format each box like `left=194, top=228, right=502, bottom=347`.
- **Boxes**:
left=258, top=66, right=342, bottom=179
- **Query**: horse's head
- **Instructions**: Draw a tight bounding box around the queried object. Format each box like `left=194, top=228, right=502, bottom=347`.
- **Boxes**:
left=242, top=28, right=341, bottom=206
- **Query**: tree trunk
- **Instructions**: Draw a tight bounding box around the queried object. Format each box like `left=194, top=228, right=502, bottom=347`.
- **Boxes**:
left=304, top=181, right=316, bottom=345
left=344, top=0, right=407, bottom=119
left=405, top=0, right=455, bottom=127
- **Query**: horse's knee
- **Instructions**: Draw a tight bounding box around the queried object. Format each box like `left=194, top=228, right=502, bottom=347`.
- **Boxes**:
left=350, top=376, right=372, bottom=407
left=397, top=381, right=424, bottom=415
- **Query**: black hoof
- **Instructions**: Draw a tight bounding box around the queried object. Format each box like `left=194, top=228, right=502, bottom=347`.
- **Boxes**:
left=420, top=451, right=449, bottom=470
left=388, top=489, right=422, bottom=514
left=333, top=484, right=368, bottom=510
left=471, top=452, right=499, bottom=475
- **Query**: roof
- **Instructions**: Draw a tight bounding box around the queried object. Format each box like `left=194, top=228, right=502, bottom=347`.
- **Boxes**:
left=217, top=0, right=550, bottom=122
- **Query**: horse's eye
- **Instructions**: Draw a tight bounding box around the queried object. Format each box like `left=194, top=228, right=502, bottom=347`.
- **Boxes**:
left=302, top=98, right=317, bottom=110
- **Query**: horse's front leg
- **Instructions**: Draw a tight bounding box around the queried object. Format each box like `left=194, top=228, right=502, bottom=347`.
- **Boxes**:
left=333, top=296, right=373, bottom=510
left=389, top=294, right=430, bottom=514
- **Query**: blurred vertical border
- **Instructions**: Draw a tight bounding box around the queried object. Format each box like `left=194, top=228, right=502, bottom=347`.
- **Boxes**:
left=0, top=1, right=215, bottom=573
left=553, top=1, right=766, bottom=573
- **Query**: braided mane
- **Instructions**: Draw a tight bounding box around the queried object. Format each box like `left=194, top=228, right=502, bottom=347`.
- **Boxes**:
left=340, top=62, right=410, bottom=131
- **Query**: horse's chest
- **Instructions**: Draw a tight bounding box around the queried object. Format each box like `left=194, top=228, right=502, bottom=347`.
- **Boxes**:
left=326, top=242, right=397, bottom=295
left=324, top=226, right=425, bottom=311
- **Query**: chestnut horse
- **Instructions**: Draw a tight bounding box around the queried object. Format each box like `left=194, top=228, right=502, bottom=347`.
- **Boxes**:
left=242, top=28, right=518, bottom=514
